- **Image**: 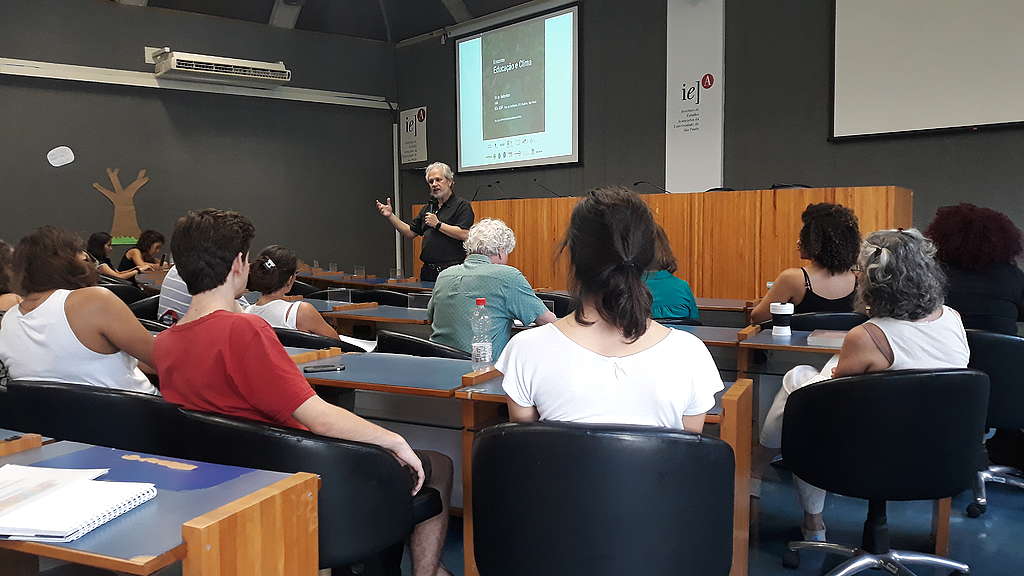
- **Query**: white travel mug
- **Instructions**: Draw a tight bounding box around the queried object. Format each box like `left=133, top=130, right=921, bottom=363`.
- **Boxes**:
left=770, top=302, right=795, bottom=336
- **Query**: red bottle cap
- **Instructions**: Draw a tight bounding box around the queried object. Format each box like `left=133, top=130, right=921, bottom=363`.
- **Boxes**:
left=476, top=298, right=487, bottom=306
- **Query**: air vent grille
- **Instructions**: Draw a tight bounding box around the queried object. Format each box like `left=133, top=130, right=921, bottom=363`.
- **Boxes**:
left=174, top=59, right=291, bottom=81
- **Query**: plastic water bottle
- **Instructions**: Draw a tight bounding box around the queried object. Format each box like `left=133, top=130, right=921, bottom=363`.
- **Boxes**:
left=471, top=297, right=493, bottom=372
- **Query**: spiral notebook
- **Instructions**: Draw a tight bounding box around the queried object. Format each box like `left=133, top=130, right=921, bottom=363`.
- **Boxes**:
left=0, top=464, right=156, bottom=542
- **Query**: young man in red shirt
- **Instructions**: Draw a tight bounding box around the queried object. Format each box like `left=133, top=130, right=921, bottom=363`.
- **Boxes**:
left=154, top=209, right=453, bottom=576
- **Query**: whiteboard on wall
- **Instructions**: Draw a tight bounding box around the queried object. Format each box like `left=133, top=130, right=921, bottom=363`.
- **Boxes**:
left=833, top=0, right=1024, bottom=138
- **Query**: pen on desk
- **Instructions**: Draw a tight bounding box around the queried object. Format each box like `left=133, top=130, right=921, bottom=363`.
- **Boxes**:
left=303, top=364, right=346, bottom=373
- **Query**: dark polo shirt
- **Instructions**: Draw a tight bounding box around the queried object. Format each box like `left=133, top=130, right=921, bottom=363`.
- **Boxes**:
left=410, top=194, right=475, bottom=264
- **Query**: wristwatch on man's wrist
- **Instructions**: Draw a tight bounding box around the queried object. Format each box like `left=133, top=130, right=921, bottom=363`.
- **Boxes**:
left=434, top=221, right=442, bottom=231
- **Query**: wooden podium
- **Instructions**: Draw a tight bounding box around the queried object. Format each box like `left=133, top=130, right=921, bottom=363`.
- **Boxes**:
left=413, top=186, right=912, bottom=300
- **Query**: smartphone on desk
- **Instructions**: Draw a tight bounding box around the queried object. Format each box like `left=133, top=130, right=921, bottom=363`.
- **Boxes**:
left=303, top=364, right=346, bottom=373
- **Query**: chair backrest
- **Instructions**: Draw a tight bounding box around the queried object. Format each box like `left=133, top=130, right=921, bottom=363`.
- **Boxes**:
left=967, top=329, right=1024, bottom=429
left=534, top=291, right=577, bottom=317
left=98, top=274, right=133, bottom=286
left=305, top=289, right=352, bottom=302
left=273, top=327, right=362, bottom=353
left=286, top=280, right=319, bottom=297
left=654, top=317, right=703, bottom=326
left=782, top=369, right=989, bottom=501
left=100, top=283, right=146, bottom=305
left=473, top=422, right=734, bottom=576
left=351, top=289, right=411, bottom=308
left=128, top=294, right=160, bottom=321
left=758, top=312, right=868, bottom=331
left=177, top=409, right=415, bottom=568
left=375, top=330, right=471, bottom=360
left=409, top=293, right=432, bottom=309
left=139, top=318, right=168, bottom=333
left=4, top=380, right=187, bottom=456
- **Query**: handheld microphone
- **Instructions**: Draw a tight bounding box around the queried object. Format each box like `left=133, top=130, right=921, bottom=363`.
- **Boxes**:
left=532, top=178, right=566, bottom=198
left=633, top=180, right=672, bottom=194
left=428, top=199, right=439, bottom=213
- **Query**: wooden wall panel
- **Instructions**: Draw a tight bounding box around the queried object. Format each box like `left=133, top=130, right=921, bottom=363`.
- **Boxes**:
left=701, top=190, right=762, bottom=299
left=409, top=187, right=912, bottom=299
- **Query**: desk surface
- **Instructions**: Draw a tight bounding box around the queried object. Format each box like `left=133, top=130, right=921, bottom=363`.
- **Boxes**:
left=670, top=325, right=740, bottom=347
left=695, top=298, right=749, bottom=312
left=299, top=273, right=435, bottom=293
left=302, top=352, right=480, bottom=397
left=325, top=305, right=429, bottom=324
left=739, top=329, right=841, bottom=354
left=135, top=271, right=168, bottom=290
left=0, top=442, right=290, bottom=573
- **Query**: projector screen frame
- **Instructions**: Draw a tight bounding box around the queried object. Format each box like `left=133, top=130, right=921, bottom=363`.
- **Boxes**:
left=454, top=3, right=582, bottom=173
left=828, top=0, right=1024, bottom=143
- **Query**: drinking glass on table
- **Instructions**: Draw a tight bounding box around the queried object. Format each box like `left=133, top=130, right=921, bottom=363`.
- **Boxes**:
left=354, top=265, right=366, bottom=277
left=389, top=267, right=400, bottom=280
left=328, top=262, right=338, bottom=273
left=312, top=259, right=320, bottom=271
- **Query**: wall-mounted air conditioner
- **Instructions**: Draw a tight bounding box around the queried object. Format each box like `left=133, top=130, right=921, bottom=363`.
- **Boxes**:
left=152, top=48, right=291, bottom=89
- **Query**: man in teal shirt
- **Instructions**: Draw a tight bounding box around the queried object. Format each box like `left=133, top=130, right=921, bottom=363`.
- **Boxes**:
left=428, top=219, right=556, bottom=357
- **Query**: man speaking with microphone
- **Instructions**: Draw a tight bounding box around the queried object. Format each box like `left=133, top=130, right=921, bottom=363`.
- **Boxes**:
left=375, top=161, right=475, bottom=281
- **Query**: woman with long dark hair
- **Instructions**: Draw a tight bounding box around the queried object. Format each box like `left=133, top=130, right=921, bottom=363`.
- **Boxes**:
left=118, top=229, right=165, bottom=272
left=495, top=187, right=722, bottom=432
left=86, top=232, right=139, bottom=281
left=245, top=245, right=338, bottom=339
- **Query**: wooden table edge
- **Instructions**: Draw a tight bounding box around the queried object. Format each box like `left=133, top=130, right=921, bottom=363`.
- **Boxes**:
left=304, top=377, right=457, bottom=398
left=323, top=313, right=429, bottom=325
left=737, top=342, right=840, bottom=354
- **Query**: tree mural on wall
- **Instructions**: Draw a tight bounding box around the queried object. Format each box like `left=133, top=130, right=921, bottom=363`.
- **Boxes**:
left=92, top=168, right=150, bottom=242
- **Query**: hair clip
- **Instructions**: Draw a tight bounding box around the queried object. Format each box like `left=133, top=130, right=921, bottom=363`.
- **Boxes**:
left=263, top=258, right=276, bottom=270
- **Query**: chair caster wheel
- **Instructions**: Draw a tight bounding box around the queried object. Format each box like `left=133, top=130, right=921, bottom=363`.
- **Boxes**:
left=966, top=502, right=986, bottom=518
left=782, top=548, right=800, bottom=569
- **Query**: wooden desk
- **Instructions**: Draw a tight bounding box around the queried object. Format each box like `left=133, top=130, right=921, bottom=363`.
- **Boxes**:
left=0, top=441, right=318, bottom=576
left=736, top=327, right=840, bottom=377
left=671, top=325, right=742, bottom=348
left=454, top=378, right=754, bottom=576
left=301, top=352, right=487, bottom=399
left=298, top=273, right=435, bottom=293
left=135, top=270, right=168, bottom=293
left=324, top=304, right=429, bottom=331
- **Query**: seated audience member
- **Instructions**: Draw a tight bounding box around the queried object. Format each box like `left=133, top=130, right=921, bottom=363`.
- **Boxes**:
left=926, top=203, right=1023, bottom=336
left=760, top=228, right=968, bottom=541
left=245, top=245, right=337, bottom=338
left=86, top=232, right=139, bottom=281
left=496, top=187, right=723, bottom=432
left=153, top=210, right=453, bottom=576
left=429, top=218, right=555, bottom=357
left=118, top=229, right=164, bottom=271
left=0, top=227, right=157, bottom=394
left=0, top=240, right=21, bottom=312
left=158, top=264, right=247, bottom=325
left=643, top=225, right=699, bottom=321
left=750, top=203, right=861, bottom=323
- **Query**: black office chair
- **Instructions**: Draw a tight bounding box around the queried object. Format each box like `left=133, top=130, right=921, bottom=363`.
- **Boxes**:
left=654, top=317, right=703, bottom=326
left=781, top=369, right=989, bottom=574
left=128, top=294, right=160, bottom=321
left=351, top=289, right=411, bottom=308
left=98, top=274, right=134, bottom=286
left=534, top=291, right=577, bottom=317
left=4, top=380, right=187, bottom=456
left=139, top=318, right=168, bottom=333
left=305, top=289, right=352, bottom=302
left=964, top=329, right=1024, bottom=517
left=178, top=409, right=441, bottom=570
left=375, top=330, right=470, bottom=360
left=273, top=327, right=362, bottom=353
left=409, top=293, right=432, bottom=309
left=758, top=312, right=868, bottom=331
left=473, top=422, right=734, bottom=576
left=286, top=280, right=319, bottom=297
left=100, top=283, right=146, bottom=305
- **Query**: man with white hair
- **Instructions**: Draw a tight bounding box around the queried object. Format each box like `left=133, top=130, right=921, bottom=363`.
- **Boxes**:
left=428, top=218, right=556, bottom=357
left=375, top=161, right=474, bottom=281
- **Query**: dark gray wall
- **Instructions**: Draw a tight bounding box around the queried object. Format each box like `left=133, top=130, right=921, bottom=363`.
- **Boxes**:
left=396, top=0, right=1023, bottom=253
left=395, top=0, right=667, bottom=270
left=0, top=0, right=398, bottom=272
left=723, top=0, right=1024, bottom=230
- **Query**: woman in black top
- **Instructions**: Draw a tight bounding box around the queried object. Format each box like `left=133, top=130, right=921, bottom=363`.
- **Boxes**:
left=118, top=230, right=164, bottom=272
left=86, top=232, right=139, bottom=281
left=750, top=203, right=861, bottom=323
left=926, top=203, right=1024, bottom=336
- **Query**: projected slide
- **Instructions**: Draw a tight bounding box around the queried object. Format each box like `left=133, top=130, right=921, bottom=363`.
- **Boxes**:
left=457, top=7, right=578, bottom=172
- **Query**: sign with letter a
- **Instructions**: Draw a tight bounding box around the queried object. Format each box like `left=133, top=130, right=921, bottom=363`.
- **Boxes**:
left=400, top=107, right=428, bottom=164
left=666, top=0, right=724, bottom=192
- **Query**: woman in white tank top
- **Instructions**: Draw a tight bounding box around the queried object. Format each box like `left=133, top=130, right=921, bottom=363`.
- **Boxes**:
left=0, top=228, right=157, bottom=394
left=244, top=245, right=339, bottom=338
left=761, top=228, right=969, bottom=541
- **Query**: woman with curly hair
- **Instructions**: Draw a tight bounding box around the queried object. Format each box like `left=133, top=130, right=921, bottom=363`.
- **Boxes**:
left=0, top=240, right=21, bottom=312
left=760, top=228, right=969, bottom=541
left=926, top=203, right=1024, bottom=336
left=750, top=203, right=861, bottom=323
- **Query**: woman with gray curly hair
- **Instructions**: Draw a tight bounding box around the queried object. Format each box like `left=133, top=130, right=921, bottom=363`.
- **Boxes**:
left=760, top=228, right=969, bottom=542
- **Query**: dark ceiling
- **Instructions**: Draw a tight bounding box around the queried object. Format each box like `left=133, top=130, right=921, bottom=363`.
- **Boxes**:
left=143, top=0, right=533, bottom=43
